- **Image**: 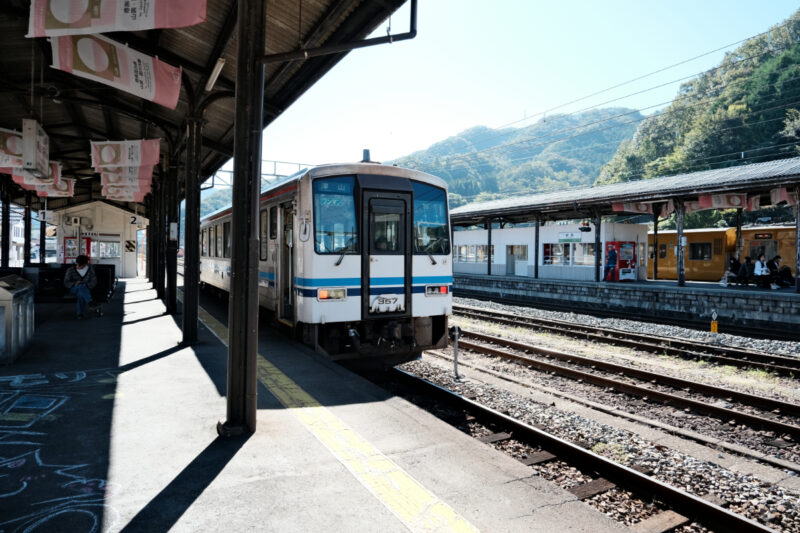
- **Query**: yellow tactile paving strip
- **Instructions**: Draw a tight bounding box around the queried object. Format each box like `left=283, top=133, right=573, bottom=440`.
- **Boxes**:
left=194, top=303, right=479, bottom=533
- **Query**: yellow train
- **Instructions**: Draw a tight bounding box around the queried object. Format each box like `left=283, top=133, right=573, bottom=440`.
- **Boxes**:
left=647, top=226, right=796, bottom=281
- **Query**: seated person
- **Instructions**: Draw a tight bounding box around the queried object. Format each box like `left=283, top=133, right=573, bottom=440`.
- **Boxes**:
left=721, top=257, right=741, bottom=286
left=736, top=256, right=754, bottom=286
left=753, top=253, right=777, bottom=289
left=63, top=255, right=98, bottom=319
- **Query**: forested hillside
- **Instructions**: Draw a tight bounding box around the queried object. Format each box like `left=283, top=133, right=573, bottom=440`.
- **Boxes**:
left=392, top=108, right=642, bottom=207
left=598, top=10, right=800, bottom=187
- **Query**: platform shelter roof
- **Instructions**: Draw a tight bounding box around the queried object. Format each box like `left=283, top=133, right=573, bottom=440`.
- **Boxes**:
left=450, top=156, right=800, bottom=225
left=0, top=0, right=406, bottom=216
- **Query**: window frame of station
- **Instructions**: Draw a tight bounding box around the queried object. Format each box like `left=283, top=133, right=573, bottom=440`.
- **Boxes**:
left=542, top=242, right=595, bottom=266
left=310, top=175, right=452, bottom=256
left=455, top=244, right=494, bottom=263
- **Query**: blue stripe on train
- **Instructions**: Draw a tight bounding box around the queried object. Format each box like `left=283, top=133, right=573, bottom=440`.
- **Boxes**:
left=293, top=276, right=453, bottom=286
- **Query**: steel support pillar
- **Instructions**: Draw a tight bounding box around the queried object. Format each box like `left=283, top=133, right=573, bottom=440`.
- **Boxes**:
left=676, top=199, right=686, bottom=287
left=735, top=208, right=743, bottom=262
left=534, top=216, right=540, bottom=279
left=794, top=187, right=800, bottom=293
left=1, top=186, right=10, bottom=268
left=652, top=207, right=659, bottom=280
left=23, top=192, right=31, bottom=265
left=182, top=116, right=203, bottom=344
left=486, top=218, right=492, bottom=276
left=39, top=204, right=46, bottom=265
left=154, top=179, right=166, bottom=301
left=146, top=195, right=153, bottom=281
left=593, top=211, right=601, bottom=282
left=219, top=0, right=266, bottom=436
left=166, top=164, right=179, bottom=315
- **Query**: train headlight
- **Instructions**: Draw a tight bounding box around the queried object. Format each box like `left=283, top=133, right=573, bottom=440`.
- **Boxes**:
left=318, top=288, right=347, bottom=301
left=425, top=285, right=449, bottom=296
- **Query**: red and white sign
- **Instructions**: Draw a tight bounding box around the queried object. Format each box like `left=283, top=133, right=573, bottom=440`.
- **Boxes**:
left=51, top=34, right=181, bottom=109
left=0, top=128, right=23, bottom=168
left=612, top=202, right=653, bottom=214
left=696, top=193, right=746, bottom=210
left=36, top=178, right=74, bottom=198
left=746, top=195, right=761, bottom=212
left=11, top=161, right=62, bottom=190
left=27, top=0, right=206, bottom=37
left=770, top=187, right=796, bottom=206
left=91, top=139, right=159, bottom=168
left=103, top=189, right=147, bottom=202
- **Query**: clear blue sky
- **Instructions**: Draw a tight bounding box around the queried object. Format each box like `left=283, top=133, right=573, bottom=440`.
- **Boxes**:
left=253, top=1, right=800, bottom=172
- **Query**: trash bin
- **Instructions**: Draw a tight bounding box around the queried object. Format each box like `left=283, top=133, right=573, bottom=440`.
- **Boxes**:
left=0, top=275, right=35, bottom=364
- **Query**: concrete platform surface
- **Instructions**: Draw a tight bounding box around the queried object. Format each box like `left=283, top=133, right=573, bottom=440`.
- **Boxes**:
left=0, top=278, right=629, bottom=532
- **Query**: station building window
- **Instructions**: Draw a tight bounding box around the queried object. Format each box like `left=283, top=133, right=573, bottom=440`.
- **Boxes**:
left=689, top=242, right=712, bottom=261
left=455, top=244, right=493, bottom=262
left=543, top=243, right=566, bottom=265
left=572, top=243, right=595, bottom=265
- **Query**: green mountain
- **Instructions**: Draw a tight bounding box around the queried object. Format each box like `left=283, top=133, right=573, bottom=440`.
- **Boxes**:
left=392, top=107, right=643, bottom=208
left=598, top=9, right=800, bottom=188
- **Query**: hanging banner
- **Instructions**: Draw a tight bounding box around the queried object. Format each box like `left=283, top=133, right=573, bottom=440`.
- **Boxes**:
left=51, top=35, right=181, bottom=109
left=99, top=166, right=154, bottom=183
left=11, top=161, right=62, bottom=189
left=100, top=173, right=151, bottom=189
left=102, top=184, right=150, bottom=197
left=36, top=178, right=74, bottom=198
left=611, top=202, right=653, bottom=214
left=27, top=0, right=207, bottom=37
left=746, top=194, right=761, bottom=212
left=91, top=139, right=159, bottom=169
left=103, top=190, right=147, bottom=202
left=0, top=128, right=24, bottom=168
left=683, top=200, right=706, bottom=214
left=770, top=187, right=796, bottom=206
left=696, top=193, right=746, bottom=210
left=661, top=200, right=675, bottom=218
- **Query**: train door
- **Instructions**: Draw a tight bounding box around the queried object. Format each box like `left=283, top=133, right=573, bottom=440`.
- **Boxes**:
left=362, top=192, right=411, bottom=317
left=280, top=205, right=294, bottom=322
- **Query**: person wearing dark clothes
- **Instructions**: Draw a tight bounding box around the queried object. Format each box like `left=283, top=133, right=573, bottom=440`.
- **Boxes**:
left=723, top=256, right=741, bottom=286
left=769, top=255, right=795, bottom=287
left=64, top=255, right=98, bottom=319
left=603, top=245, right=617, bottom=281
left=736, top=256, right=754, bottom=286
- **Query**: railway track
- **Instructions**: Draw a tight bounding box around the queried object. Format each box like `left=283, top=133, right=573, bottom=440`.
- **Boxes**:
left=385, top=368, right=777, bottom=533
left=454, top=290, right=800, bottom=342
left=455, top=330, right=800, bottom=442
left=454, top=304, right=800, bottom=377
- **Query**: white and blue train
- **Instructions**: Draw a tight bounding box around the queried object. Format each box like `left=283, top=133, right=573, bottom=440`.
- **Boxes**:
left=199, top=162, right=452, bottom=365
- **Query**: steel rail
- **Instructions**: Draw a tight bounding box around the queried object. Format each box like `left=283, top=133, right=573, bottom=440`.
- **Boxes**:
left=456, top=335, right=800, bottom=440
left=454, top=305, right=800, bottom=376
left=389, top=368, right=777, bottom=533
left=462, top=329, right=800, bottom=418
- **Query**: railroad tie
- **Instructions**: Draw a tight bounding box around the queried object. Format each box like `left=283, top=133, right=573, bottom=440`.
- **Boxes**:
left=567, top=477, right=616, bottom=499
left=477, top=431, right=512, bottom=444
left=518, top=451, right=556, bottom=466
left=631, top=510, right=689, bottom=533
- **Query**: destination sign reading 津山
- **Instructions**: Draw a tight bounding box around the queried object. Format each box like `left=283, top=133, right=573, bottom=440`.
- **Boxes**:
left=27, top=0, right=207, bottom=37
left=51, top=35, right=181, bottom=109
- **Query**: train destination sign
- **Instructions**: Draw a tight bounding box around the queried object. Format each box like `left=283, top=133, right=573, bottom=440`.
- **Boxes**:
left=753, top=233, right=772, bottom=239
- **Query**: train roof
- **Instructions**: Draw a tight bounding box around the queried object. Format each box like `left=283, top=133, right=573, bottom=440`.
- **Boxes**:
left=202, top=162, right=447, bottom=223
left=451, top=156, right=800, bottom=224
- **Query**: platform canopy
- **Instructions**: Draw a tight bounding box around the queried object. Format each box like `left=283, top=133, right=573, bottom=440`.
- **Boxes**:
left=450, top=157, right=800, bottom=225
left=0, top=0, right=406, bottom=215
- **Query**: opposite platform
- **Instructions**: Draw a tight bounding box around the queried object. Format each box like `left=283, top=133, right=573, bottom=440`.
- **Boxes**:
left=0, top=278, right=628, bottom=532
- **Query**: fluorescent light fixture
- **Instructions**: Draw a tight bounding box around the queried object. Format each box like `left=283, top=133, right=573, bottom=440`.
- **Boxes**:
left=205, top=58, right=226, bottom=92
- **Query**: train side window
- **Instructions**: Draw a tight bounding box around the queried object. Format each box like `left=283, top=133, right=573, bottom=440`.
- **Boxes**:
left=270, top=206, right=277, bottom=240
left=659, top=244, right=667, bottom=258
left=223, top=221, right=231, bottom=258
left=216, top=225, right=223, bottom=257
left=260, top=210, right=268, bottom=260
left=201, top=229, right=207, bottom=257
left=208, top=227, right=215, bottom=257
left=689, top=242, right=712, bottom=261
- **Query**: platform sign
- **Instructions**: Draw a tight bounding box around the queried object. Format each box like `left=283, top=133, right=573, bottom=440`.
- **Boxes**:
left=558, top=232, right=581, bottom=243
left=21, top=119, right=49, bottom=179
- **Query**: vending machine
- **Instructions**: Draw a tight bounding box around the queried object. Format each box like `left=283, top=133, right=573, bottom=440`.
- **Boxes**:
left=63, top=237, right=92, bottom=263
left=605, top=241, right=637, bottom=281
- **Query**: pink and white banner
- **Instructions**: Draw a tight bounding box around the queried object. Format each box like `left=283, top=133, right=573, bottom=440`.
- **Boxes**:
left=99, top=166, right=154, bottom=183
left=746, top=194, right=761, bottom=212
left=697, top=193, right=747, bottom=210
left=36, top=178, right=74, bottom=198
left=51, top=35, right=181, bottom=109
left=103, top=184, right=150, bottom=197
left=103, top=189, right=147, bottom=202
left=91, top=139, right=159, bottom=168
left=770, top=187, right=796, bottom=206
left=612, top=202, right=653, bottom=214
left=0, top=128, right=24, bottom=168
left=28, top=0, right=206, bottom=37
left=100, top=173, right=151, bottom=190
left=10, top=161, right=62, bottom=190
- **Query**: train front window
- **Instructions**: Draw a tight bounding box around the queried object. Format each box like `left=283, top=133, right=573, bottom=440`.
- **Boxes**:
left=412, top=182, right=450, bottom=254
left=313, top=177, right=358, bottom=254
